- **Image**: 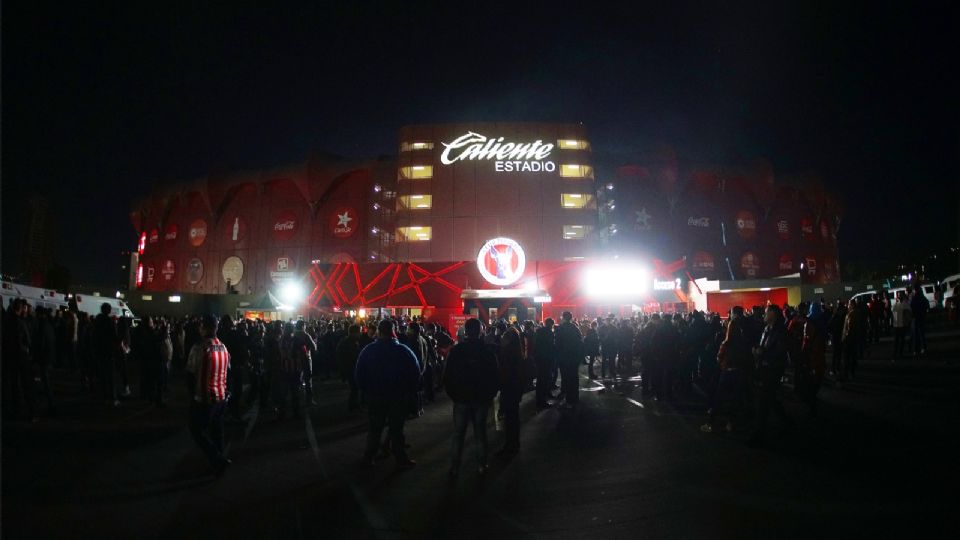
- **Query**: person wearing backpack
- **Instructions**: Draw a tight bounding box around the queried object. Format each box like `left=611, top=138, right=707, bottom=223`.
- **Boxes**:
left=444, top=318, right=500, bottom=477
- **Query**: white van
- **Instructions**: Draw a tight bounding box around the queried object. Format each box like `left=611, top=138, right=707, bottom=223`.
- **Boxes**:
left=71, top=294, right=137, bottom=319
left=942, top=273, right=960, bottom=307
left=0, top=281, right=69, bottom=311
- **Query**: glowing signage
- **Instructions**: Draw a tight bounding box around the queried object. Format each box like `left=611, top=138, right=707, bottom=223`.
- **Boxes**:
left=653, top=278, right=682, bottom=291
left=222, top=256, right=244, bottom=285
left=331, top=207, right=357, bottom=239
left=477, top=237, right=526, bottom=287
left=273, top=210, right=298, bottom=241
left=441, top=132, right=555, bottom=173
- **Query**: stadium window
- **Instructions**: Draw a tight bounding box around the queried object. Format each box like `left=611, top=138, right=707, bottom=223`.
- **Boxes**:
left=400, top=141, right=434, bottom=152
left=398, top=194, right=433, bottom=210
left=559, top=164, right=594, bottom=178
left=557, top=139, right=591, bottom=151
left=396, top=226, right=432, bottom=241
left=561, top=193, right=593, bottom=208
left=399, top=165, right=433, bottom=179
left=563, top=225, right=590, bottom=239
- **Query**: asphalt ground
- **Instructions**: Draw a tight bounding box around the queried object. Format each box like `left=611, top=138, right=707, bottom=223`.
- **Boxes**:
left=3, top=327, right=960, bottom=539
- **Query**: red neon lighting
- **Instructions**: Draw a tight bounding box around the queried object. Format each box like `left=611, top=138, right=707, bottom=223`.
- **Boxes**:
left=135, top=263, right=144, bottom=288
left=307, top=261, right=466, bottom=309
left=138, top=232, right=146, bottom=255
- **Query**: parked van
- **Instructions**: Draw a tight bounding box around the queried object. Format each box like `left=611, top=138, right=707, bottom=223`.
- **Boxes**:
left=942, top=273, right=960, bottom=307
left=0, top=281, right=69, bottom=311
left=71, top=294, right=136, bottom=319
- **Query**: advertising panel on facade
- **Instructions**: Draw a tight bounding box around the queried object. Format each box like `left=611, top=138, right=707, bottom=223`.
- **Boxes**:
left=188, top=219, right=207, bottom=247
left=477, top=237, right=526, bottom=287
left=222, top=256, right=244, bottom=285
left=273, top=210, right=298, bottom=241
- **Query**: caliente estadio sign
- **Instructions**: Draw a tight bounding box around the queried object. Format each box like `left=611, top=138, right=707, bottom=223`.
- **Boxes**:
left=441, top=132, right=555, bottom=173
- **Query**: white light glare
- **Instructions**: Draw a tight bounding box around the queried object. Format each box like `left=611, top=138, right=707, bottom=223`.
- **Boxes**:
left=279, top=281, right=305, bottom=305
left=583, top=263, right=649, bottom=300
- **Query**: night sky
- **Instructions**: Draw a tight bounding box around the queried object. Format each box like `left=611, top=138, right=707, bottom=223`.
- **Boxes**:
left=3, top=2, right=957, bottom=285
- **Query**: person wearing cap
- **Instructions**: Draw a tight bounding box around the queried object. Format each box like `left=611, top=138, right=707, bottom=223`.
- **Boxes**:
left=185, top=314, right=232, bottom=476
left=355, top=319, right=420, bottom=469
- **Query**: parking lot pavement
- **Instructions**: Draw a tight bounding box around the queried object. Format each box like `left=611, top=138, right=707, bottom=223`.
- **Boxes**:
left=3, top=333, right=959, bottom=539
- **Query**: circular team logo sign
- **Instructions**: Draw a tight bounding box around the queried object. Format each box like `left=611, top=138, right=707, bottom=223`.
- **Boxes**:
left=187, top=258, right=204, bottom=285
left=735, top=210, right=757, bottom=239
left=273, top=210, right=298, bottom=241
left=222, top=256, right=244, bottom=285
left=161, top=260, right=176, bottom=282
left=164, top=223, right=178, bottom=243
left=188, top=219, right=207, bottom=247
left=740, top=252, right=760, bottom=278
left=149, top=228, right=160, bottom=244
left=330, top=207, right=357, bottom=239
left=477, top=237, right=526, bottom=287
left=226, top=215, right=247, bottom=243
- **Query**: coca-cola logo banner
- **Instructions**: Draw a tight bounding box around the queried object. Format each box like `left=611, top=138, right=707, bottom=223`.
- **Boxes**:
left=273, top=210, right=298, bottom=241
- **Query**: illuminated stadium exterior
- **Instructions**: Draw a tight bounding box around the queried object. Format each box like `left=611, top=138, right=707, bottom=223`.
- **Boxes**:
left=130, top=122, right=842, bottom=326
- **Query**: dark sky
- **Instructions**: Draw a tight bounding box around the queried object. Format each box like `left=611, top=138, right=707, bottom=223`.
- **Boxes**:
left=3, top=2, right=958, bottom=284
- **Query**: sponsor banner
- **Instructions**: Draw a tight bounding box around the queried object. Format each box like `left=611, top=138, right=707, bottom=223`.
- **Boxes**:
left=740, top=252, right=760, bottom=278
left=270, top=256, right=297, bottom=283
left=226, top=216, right=247, bottom=243
left=222, top=256, right=244, bottom=285
left=331, top=207, right=357, bottom=239
left=188, top=219, right=207, bottom=247
left=149, top=228, right=159, bottom=244
left=187, top=258, right=204, bottom=285
left=164, top=224, right=178, bottom=243
left=161, top=260, right=176, bottom=282
left=735, top=210, right=757, bottom=240
left=273, top=210, right=298, bottom=241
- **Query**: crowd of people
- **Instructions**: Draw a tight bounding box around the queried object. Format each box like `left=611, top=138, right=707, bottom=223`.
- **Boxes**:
left=0, top=281, right=948, bottom=476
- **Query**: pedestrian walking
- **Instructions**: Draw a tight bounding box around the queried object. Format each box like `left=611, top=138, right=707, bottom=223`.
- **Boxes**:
left=185, top=314, right=232, bottom=476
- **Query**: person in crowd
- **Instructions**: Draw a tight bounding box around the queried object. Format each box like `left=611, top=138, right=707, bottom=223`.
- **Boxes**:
left=701, top=315, right=749, bottom=433
left=583, top=320, right=601, bottom=380
left=828, top=300, right=847, bottom=379
left=262, top=321, right=282, bottom=413
left=555, top=311, right=584, bottom=408
left=533, top=318, right=557, bottom=409
left=354, top=319, right=420, bottom=470
left=598, top=316, right=617, bottom=379
left=444, top=318, right=500, bottom=478
left=218, top=315, right=248, bottom=421
left=93, top=303, right=121, bottom=407
left=184, top=314, right=232, bottom=477
left=34, top=307, right=58, bottom=415
left=616, top=319, right=635, bottom=377
left=891, top=292, right=910, bottom=360
left=868, top=293, right=884, bottom=344
left=841, top=299, right=864, bottom=385
left=294, top=320, right=318, bottom=405
left=497, top=326, right=525, bottom=456
left=400, top=322, right=429, bottom=417
left=652, top=314, right=679, bottom=400
left=909, top=283, right=929, bottom=356
left=797, top=306, right=826, bottom=416
left=276, top=322, right=304, bottom=419
left=786, top=302, right=808, bottom=384
left=3, top=298, right=37, bottom=422
left=336, top=324, right=365, bottom=411
left=246, top=322, right=266, bottom=407
left=748, top=305, right=794, bottom=446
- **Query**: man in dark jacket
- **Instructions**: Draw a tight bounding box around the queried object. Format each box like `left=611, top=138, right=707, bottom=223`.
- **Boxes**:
left=555, top=312, right=584, bottom=408
left=92, top=303, right=120, bottom=406
left=534, top=318, right=558, bottom=409
left=748, top=305, right=795, bottom=446
left=909, top=284, right=929, bottom=356
left=444, top=318, right=500, bottom=477
left=355, top=319, right=420, bottom=469
left=3, top=299, right=36, bottom=421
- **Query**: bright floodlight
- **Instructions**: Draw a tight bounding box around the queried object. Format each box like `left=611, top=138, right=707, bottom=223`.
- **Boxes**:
left=279, top=281, right=305, bottom=305
left=583, top=263, right=649, bottom=300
